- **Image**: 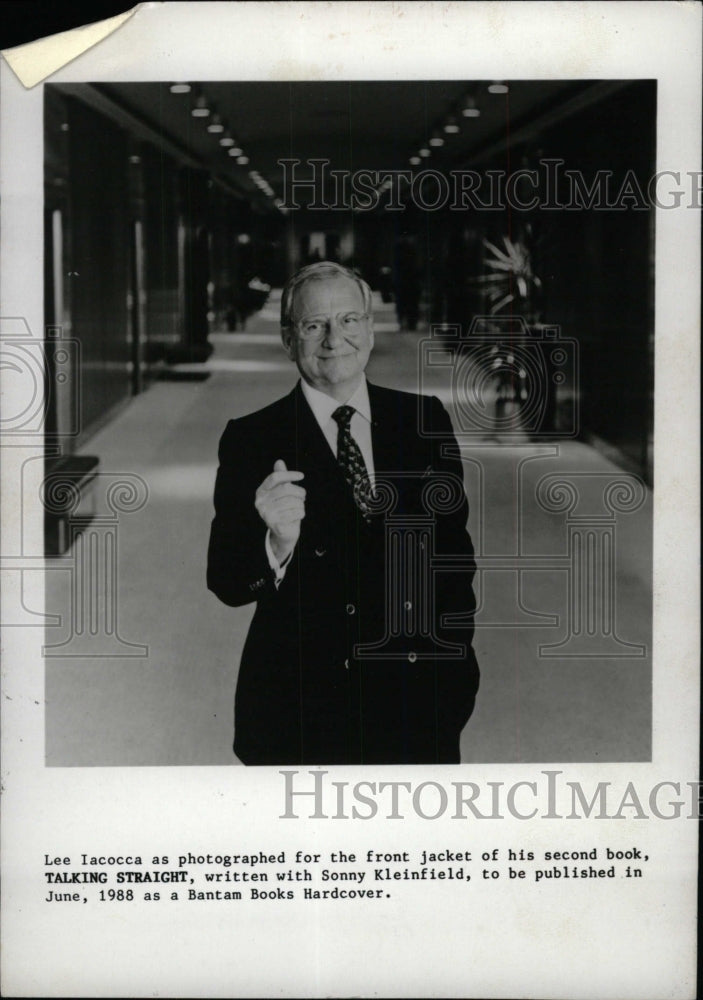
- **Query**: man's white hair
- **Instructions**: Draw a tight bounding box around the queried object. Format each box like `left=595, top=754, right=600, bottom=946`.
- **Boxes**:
left=280, top=261, right=373, bottom=330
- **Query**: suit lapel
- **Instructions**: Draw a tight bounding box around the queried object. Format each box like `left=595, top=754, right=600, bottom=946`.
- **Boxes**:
left=290, top=383, right=356, bottom=535
left=368, top=382, right=406, bottom=479
left=368, top=383, right=436, bottom=521
left=292, top=382, right=346, bottom=486
left=292, top=384, right=334, bottom=471
left=285, top=381, right=422, bottom=536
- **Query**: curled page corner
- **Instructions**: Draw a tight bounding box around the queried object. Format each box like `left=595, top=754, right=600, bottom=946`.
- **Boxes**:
left=1, top=4, right=143, bottom=89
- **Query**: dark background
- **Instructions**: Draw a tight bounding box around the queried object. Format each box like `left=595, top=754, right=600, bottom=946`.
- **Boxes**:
left=2, top=2, right=135, bottom=49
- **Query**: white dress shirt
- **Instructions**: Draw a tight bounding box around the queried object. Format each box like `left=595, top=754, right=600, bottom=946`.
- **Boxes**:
left=299, top=377, right=375, bottom=483
left=265, top=377, right=375, bottom=582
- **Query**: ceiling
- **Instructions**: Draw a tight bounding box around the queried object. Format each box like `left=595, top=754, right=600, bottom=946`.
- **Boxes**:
left=98, top=79, right=600, bottom=209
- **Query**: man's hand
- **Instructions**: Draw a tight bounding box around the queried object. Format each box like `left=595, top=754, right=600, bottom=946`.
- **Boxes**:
left=255, top=459, right=306, bottom=563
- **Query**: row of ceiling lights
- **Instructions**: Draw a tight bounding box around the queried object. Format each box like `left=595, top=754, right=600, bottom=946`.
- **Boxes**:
left=169, top=82, right=287, bottom=213
left=408, top=82, right=509, bottom=166
left=169, top=80, right=508, bottom=211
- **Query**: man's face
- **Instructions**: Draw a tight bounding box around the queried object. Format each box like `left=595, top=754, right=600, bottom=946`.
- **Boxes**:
left=283, top=275, right=374, bottom=400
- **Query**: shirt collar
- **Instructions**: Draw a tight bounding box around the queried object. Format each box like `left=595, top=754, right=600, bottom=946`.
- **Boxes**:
left=300, top=377, right=372, bottom=427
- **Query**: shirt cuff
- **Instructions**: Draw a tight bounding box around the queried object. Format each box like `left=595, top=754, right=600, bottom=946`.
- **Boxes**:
left=265, top=530, right=294, bottom=586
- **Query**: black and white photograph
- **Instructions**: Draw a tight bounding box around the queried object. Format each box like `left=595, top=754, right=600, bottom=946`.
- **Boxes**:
left=1, top=3, right=700, bottom=997
left=39, top=75, right=656, bottom=767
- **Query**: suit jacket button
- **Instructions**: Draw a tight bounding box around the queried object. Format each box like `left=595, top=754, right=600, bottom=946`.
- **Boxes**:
left=346, top=604, right=355, bottom=615
left=408, top=651, right=417, bottom=663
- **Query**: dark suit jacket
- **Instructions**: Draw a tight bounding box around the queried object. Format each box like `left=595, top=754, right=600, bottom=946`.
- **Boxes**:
left=207, top=380, right=479, bottom=765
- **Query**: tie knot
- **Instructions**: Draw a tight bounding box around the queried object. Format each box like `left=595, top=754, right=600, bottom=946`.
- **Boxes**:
left=332, top=405, right=355, bottom=429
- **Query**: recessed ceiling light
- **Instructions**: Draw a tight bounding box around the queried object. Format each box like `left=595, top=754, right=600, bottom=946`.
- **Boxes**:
left=237, top=155, right=249, bottom=165
left=191, top=95, right=210, bottom=118
left=409, top=156, right=421, bottom=165
left=220, top=136, right=235, bottom=147
left=170, top=83, right=191, bottom=94
left=419, top=148, right=431, bottom=157
left=488, top=82, right=509, bottom=94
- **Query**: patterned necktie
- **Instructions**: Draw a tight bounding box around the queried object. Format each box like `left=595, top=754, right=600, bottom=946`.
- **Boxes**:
left=332, top=405, right=373, bottom=521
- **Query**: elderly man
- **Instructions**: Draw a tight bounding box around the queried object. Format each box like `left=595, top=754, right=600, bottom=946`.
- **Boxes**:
left=207, top=261, right=479, bottom=765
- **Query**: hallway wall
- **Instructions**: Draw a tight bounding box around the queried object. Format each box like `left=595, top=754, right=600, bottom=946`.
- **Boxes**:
left=44, top=85, right=285, bottom=449
left=45, top=89, right=132, bottom=446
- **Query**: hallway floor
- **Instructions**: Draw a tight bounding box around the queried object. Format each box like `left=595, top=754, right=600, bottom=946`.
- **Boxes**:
left=45, top=295, right=653, bottom=766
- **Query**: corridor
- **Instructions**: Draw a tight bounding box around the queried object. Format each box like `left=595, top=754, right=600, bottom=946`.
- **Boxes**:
left=45, top=295, right=653, bottom=767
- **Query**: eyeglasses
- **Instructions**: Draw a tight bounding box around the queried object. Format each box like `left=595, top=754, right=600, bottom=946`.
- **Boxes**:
left=294, top=312, right=369, bottom=340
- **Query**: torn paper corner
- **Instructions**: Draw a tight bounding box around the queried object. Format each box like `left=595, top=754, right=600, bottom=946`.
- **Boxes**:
left=0, top=4, right=143, bottom=89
